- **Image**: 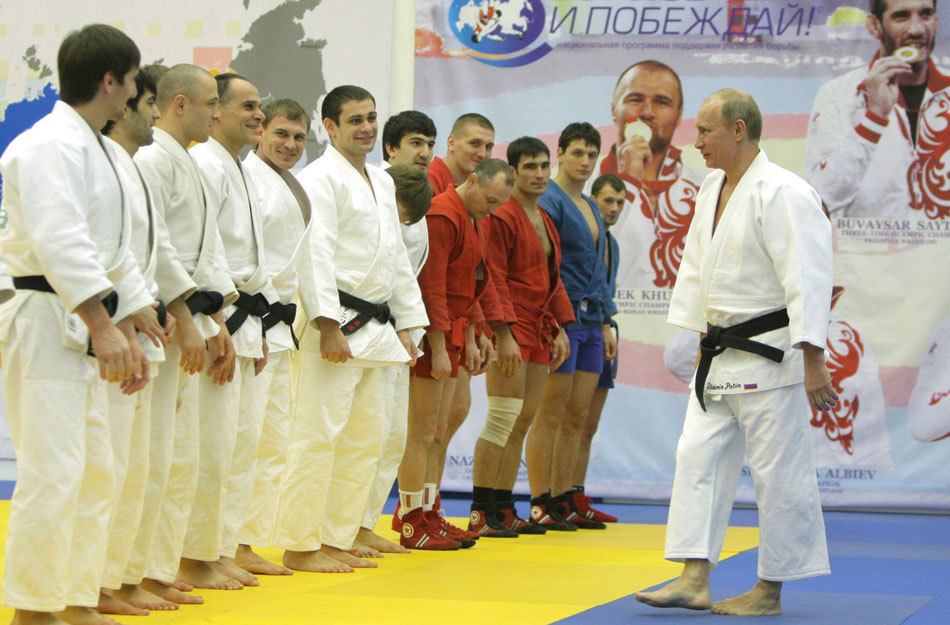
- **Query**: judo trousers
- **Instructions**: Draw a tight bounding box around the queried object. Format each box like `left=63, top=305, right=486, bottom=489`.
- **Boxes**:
left=274, top=336, right=388, bottom=552
left=240, top=351, right=291, bottom=547
left=1, top=295, right=114, bottom=611
left=101, top=367, right=155, bottom=589
left=220, top=355, right=272, bottom=557
left=141, top=346, right=200, bottom=584
left=666, top=385, right=831, bottom=581
left=180, top=356, right=246, bottom=562
left=362, top=364, right=409, bottom=529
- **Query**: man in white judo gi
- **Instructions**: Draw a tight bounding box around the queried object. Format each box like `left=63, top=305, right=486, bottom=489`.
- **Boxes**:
left=804, top=0, right=949, bottom=220
left=99, top=65, right=199, bottom=615
left=188, top=72, right=277, bottom=587
left=635, top=89, right=838, bottom=616
left=275, top=85, right=427, bottom=572
left=134, top=63, right=239, bottom=596
left=0, top=24, right=156, bottom=625
left=237, top=98, right=312, bottom=575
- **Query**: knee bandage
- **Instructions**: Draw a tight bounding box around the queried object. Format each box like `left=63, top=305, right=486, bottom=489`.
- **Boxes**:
left=479, top=396, right=524, bottom=447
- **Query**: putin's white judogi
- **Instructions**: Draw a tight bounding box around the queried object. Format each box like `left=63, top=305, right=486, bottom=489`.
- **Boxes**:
left=666, top=150, right=832, bottom=581
left=0, top=101, right=155, bottom=611
left=133, top=127, right=236, bottom=584
left=239, top=149, right=311, bottom=547
left=274, top=144, right=428, bottom=553
left=189, top=137, right=278, bottom=561
left=362, top=216, right=429, bottom=531
left=100, top=136, right=197, bottom=591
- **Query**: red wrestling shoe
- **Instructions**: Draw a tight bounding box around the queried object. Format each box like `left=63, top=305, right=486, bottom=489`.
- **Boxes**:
left=529, top=500, right=577, bottom=531
left=468, top=506, right=518, bottom=538
left=554, top=494, right=606, bottom=530
left=495, top=502, right=546, bottom=535
left=573, top=491, right=618, bottom=523
left=390, top=501, right=404, bottom=533
left=400, top=507, right=460, bottom=550
left=425, top=510, right=476, bottom=548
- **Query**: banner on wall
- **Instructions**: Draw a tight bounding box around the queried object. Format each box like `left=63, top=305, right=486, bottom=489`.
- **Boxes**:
left=0, top=0, right=396, bottom=459
left=416, top=0, right=950, bottom=510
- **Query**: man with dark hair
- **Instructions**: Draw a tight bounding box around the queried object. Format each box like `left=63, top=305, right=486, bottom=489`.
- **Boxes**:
left=133, top=63, right=239, bottom=597
left=100, top=67, right=197, bottom=615
left=397, top=158, right=511, bottom=549
left=0, top=23, right=156, bottom=625
left=235, top=98, right=312, bottom=577
left=467, top=137, right=575, bottom=537
left=637, top=89, right=835, bottom=616
left=526, top=122, right=616, bottom=531
left=805, top=0, right=948, bottom=219
left=276, top=85, right=428, bottom=571
left=382, top=110, right=437, bottom=171
left=568, top=173, right=627, bottom=525
left=188, top=72, right=276, bottom=588
left=599, top=60, right=702, bottom=289
left=356, top=163, right=435, bottom=555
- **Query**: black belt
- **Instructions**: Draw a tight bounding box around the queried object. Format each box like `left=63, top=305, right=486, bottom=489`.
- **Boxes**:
left=185, top=289, right=224, bottom=316
left=695, top=308, right=789, bottom=411
left=225, top=290, right=270, bottom=336
left=13, top=274, right=119, bottom=356
left=155, top=300, right=167, bottom=328
left=262, top=301, right=299, bottom=350
left=338, top=290, right=394, bottom=336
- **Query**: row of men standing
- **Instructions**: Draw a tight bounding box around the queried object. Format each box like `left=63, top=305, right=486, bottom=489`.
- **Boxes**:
left=0, top=23, right=628, bottom=624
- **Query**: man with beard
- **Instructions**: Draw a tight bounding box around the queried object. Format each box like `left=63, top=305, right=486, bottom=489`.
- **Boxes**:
left=805, top=0, right=950, bottom=219
left=598, top=61, right=702, bottom=288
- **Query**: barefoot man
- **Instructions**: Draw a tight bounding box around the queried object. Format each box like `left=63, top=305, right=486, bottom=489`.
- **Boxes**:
left=276, top=85, right=427, bottom=572
left=635, top=89, right=836, bottom=616
left=237, top=98, right=313, bottom=575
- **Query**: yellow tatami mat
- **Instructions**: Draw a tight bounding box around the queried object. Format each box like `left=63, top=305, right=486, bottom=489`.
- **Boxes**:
left=0, top=502, right=759, bottom=624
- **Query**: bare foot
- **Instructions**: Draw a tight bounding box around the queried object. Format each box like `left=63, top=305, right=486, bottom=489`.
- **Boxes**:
left=282, top=549, right=354, bottom=573
left=140, top=578, right=204, bottom=605
left=168, top=578, right=194, bottom=592
left=212, top=557, right=260, bottom=587
left=55, top=606, right=119, bottom=625
left=349, top=542, right=383, bottom=559
left=12, top=610, right=69, bottom=625
left=356, top=527, right=410, bottom=554
left=177, top=558, right=243, bottom=590
left=104, top=584, right=178, bottom=611
left=634, top=577, right=711, bottom=611
left=95, top=591, right=148, bottom=616
left=235, top=545, right=293, bottom=575
left=321, top=544, right=377, bottom=568
left=710, top=580, right=782, bottom=615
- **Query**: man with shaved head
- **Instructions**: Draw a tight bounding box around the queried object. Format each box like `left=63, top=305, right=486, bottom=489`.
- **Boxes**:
left=599, top=60, right=702, bottom=291
left=636, top=89, right=835, bottom=616
left=134, top=63, right=239, bottom=599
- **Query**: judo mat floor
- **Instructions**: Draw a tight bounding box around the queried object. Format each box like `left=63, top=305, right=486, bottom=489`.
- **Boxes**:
left=0, top=489, right=947, bottom=625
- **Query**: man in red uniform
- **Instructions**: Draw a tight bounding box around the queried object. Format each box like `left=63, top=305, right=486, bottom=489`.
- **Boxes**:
left=397, top=158, right=513, bottom=549
left=420, top=112, right=496, bottom=522
left=468, top=137, right=575, bottom=536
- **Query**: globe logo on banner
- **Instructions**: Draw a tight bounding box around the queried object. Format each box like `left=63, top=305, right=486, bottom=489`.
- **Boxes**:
left=449, top=0, right=552, bottom=67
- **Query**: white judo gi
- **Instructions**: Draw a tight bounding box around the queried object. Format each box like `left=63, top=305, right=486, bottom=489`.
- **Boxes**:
left=238, top=150, right=311, bottom=547
left=189, top=137, right=278, bottom=561
left=909, top=316, right=950, bottom=442
left=100, top=138, right=197, bottom=590
left=133, top=127, right=237, bottom=584
left=0, top=101, right=155, bottom=611
left=804, top=59, right=950, bottom=220
left=361, top=216, right=429, bottom=530
left=274, top=145, right=428, bottom=552
left=666, top=150, right=832, bottom=581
